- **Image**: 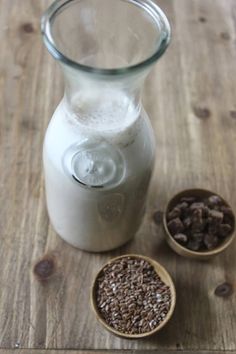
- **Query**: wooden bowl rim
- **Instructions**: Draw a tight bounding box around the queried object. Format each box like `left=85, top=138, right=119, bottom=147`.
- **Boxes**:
left=91, top=254, right=176, bottom=339
left=163, top=188, right=235, bottom=257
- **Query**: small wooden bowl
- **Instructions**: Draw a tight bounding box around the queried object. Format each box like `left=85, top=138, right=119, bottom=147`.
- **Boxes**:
left=163, top=189, right=235, bottom=260
left=91, top=254, right=176, bottom=339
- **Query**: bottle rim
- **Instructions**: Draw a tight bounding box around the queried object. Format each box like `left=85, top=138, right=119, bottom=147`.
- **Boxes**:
left=41, top=0, right=171, bottom=76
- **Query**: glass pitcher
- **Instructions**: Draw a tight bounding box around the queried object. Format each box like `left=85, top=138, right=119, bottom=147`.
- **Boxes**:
left=41, top=0, right=170, bottom=252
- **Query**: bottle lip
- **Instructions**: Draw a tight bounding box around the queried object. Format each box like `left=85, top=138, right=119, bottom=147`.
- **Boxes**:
left=41, top=0, right=171, bottom=76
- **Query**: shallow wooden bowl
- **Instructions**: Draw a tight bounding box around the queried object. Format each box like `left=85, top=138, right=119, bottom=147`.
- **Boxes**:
left=91, top=254, right=176, bottom=339
left=163, top=189, right=235, bottom=260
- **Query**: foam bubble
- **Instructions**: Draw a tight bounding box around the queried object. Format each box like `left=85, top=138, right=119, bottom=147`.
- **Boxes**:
left=70, top=89, right=140, bottom=133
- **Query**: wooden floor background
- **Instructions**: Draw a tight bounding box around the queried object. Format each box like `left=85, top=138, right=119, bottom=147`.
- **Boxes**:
left=0, top=0, right=236, bottom=352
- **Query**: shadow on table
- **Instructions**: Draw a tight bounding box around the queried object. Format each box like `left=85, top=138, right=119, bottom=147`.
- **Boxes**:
left=142, top=258, right=216, bottom=350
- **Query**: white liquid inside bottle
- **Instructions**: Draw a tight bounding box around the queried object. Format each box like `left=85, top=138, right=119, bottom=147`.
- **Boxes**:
left=43, top=89, right=155, bottom=251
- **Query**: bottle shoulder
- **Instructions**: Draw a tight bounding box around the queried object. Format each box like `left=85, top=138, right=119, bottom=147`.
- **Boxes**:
left=44, top=100, right=155, bottom=164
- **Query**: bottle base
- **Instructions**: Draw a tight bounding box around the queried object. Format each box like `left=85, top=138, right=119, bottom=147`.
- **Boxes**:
left=53, top=228, right=136, bottom=253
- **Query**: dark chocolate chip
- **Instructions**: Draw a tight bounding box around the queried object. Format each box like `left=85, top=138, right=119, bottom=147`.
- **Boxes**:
left=191, top=209, right=205, bottom=231
left=208, top=195, right=222, bottom=207
left=223, top=215, right=234, bottom=227
left=167, top=207, right=181, bottom=221
left=190, top=202, right=205, bottom=210
left=221, top=206, right=235, bottom=226
left=187, top=239, right=202, bottom=251
left=203, top=233, right=219, bottom=250
left=167, top=218, right=184, bottom=234
left=221, top=206, right=234, bottom=218
left=183, top=217, right=192, bottom=229
left=208, top=209, right=223, bottom=221
left=173, top=233, right=188, bottom=244
left=167, top=192, right=234, bottom=252
left=175, top=202, right=188, bottom=210
left=208, top=224, right=219, bottom=235
left=202, top=206, right=209, bottom=217
left=208, top=210, right=223, bottom=233
left=219, top=224, right=232, bottom=238
left=192, top=232, right=204, bottom=242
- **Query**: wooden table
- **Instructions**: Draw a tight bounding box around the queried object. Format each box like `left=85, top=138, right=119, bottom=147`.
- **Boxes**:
left=0, top=0, right=235, bottom=353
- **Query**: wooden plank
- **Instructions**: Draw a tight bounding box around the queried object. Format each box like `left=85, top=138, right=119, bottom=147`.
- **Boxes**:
left=0, top=351, right=235, bottom=354
left=1, top=351, right=236, bottom=354
left=0, top=0, right=235, bottom=351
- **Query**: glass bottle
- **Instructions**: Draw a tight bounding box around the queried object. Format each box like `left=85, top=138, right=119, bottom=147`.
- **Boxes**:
left=41, top=0, right=170, bottom=252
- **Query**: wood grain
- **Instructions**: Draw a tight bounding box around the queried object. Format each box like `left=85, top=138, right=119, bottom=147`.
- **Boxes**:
left=1, top=352, right=236, bottom=354
left=0, top=0, right=236, bottom=351
left=0, top=352, right=235, bottom=354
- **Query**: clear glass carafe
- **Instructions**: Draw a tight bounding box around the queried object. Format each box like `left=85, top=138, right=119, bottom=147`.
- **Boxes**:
left=41, top=0, right=170, bottom=252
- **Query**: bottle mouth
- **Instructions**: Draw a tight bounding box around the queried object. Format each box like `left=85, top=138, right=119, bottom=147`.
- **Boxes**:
left=41, top=0, right=171, bottom=76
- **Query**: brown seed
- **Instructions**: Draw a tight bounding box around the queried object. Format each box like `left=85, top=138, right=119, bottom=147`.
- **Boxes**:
left=95, top=256, right=171, bottom=334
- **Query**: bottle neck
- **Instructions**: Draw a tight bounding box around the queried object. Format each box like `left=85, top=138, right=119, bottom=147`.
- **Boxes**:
left=62, top=65, right=148, bottom=117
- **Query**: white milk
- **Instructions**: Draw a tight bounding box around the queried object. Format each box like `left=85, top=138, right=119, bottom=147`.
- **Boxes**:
left=43, top=90, right=155, bottom=251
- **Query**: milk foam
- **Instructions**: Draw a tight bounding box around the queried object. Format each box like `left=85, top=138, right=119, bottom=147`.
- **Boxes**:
left=70, top=89, right=140, bottom=133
